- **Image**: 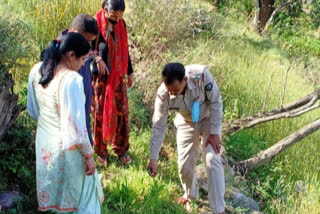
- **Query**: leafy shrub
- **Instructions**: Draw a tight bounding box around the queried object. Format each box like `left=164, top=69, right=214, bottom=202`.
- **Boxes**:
left=128, top=87, right=151, bottom=131
left=311, top=0, right=320, bottom=27
left=0, top=11, right=35, bottom=88
left=279, top=0, right=303, bottom=18
left=0, top=125, right=37, bottom=213
left=217, top=0, right=254, bottom=19
left=1, top=0, right=101, bottom=92
left=3, top=0, right=101, bottom=50
left=127, top=0, right=196, bottom=59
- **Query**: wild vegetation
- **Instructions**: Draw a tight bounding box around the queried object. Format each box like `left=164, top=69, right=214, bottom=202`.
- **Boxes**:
left=0, top=0, right=320, bottom=213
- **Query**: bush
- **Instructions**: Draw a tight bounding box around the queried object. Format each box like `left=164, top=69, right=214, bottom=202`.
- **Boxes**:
left=311, top=0, right=320, bottom=27
left=128, top=87, right=151, bottom=131
left=127, top=0, right=196, bottom=59
left=3, top=0, right=101, bottom=50
left=217, top=0, right=254, bottom=19
left=0, top=125, right=37, bottom=213
left=0, top=11, right=35, bottom=88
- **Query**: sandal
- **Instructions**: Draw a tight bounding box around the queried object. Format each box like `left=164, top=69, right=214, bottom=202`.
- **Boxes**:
left=175, top=197, right=193, bottom=213
left=119, top=153, right=132, bottom=165
left=175, top=197, right=189, bottom=205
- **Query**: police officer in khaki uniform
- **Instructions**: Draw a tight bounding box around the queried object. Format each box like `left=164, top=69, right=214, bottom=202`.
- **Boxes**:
left=147, top=63, right=225, bottom=214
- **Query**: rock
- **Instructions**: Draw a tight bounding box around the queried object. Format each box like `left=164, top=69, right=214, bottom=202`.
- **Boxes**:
left=250, top=211, right=264, bottom=214
left=246, top=197, right=260, bottom=212
left=0, top=191, right=24, bottom=211
left=227, top=187, right=261, bottom=212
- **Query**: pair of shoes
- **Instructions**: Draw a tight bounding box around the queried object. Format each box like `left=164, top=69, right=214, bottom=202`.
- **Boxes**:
left=119, top=153, right=132, bottom=165
left=97, top=156, right=108, bottom=166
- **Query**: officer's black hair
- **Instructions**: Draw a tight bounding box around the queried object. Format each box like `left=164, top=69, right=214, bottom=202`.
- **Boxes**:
left=162, top=62, right=185, bottom=85
left=70, top=14, right=98, bottom=35
left=102, top=0, right=126, bottom=11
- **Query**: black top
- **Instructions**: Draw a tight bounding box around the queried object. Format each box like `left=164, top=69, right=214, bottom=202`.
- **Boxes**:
left=93, top=20, right=133, bottom=75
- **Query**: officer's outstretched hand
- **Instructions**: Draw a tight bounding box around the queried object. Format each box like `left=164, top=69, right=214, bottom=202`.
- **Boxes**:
left=147, top=159, right=157, bottom=177
left=205, top=134, right=221, bottom=154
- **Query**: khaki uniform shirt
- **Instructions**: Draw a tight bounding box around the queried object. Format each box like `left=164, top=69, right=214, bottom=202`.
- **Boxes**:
left=150, top=64, right=223, bottom=160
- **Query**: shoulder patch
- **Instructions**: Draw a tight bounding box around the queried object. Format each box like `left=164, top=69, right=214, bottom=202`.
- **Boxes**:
left=205, top=82, right=213, bottom=91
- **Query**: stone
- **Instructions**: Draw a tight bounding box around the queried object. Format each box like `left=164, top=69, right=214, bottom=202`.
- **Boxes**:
left=228, top=187, right=260, bottom=212
left=0, top=191, right=23, bottom=211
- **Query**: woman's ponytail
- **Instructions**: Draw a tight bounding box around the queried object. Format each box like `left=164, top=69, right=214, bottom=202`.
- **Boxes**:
left=38, top=39, right=62, bottom=87
left=38, top=33, right=90, bottom=87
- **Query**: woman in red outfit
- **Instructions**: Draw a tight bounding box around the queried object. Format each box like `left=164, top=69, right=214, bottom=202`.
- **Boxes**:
left=92, top=0, right=133, bottom=165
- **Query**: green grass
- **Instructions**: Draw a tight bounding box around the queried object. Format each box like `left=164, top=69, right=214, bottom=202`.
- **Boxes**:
left=1, top=0, right=320, bottom=213
left=99, top=131, right=186, bottom=214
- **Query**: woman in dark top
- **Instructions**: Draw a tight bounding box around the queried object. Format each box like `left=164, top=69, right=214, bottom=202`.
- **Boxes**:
left=92, top=0, right=133, bottom=165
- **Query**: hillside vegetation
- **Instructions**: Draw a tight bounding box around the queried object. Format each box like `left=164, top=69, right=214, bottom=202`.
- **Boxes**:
left=0, top=0, right=319, bottom=213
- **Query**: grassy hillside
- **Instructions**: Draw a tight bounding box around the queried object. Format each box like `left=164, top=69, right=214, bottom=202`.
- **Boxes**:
left=1, top=0, right=320, bottom=213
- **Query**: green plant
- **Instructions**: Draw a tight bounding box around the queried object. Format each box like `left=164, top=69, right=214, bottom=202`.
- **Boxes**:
left=128, top=87, right=151, bottom=131
left=311, top=0, right=320, bottom=27
left=127, top=0, right=196, bottom=59
left=0, top=10, right=35, bottom=89
left=2, top=0, right=320, bottom=213
left=224, top=99, right=240, bottom=121
left=0, top=125, right=37, bottom=213
left=217, top=0, right=254, bottom=20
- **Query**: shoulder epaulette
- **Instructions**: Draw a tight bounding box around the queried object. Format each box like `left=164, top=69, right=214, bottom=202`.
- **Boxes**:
left=186, top=65, right=207, bottom=82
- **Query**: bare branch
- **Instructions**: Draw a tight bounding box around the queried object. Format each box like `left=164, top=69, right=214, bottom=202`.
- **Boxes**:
left=264, top=89, right=320, bottom=115
left=223, top=89, right=320, bottom=135
left=236, top=117, right=320, bottom=174
left=290, top=103, right=320, bottom=117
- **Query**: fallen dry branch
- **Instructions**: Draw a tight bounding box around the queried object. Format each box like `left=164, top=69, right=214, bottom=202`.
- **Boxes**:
left=236, top=117, right=320, bottom=175
left=223, top=89, right=320, bottom=135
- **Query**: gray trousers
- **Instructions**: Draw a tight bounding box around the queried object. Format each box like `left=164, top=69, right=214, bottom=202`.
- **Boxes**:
left=175, top=117, right=225, bottom=213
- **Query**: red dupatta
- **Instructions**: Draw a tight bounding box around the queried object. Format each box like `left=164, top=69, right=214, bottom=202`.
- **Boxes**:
left=96, top=9, right=129, bottom=142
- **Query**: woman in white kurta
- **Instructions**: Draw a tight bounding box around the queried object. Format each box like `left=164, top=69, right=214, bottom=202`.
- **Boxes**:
left=27, top=33, right=104, bottom=213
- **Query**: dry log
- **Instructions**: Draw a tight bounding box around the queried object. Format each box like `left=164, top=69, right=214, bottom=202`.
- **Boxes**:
left=236, top=117, right=320, bottom=175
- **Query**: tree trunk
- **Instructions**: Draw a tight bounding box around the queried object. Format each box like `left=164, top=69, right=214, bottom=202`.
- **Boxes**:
left=0, top=73, right=24, bottom=142
left=254, top=0, right=275, bottom=32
